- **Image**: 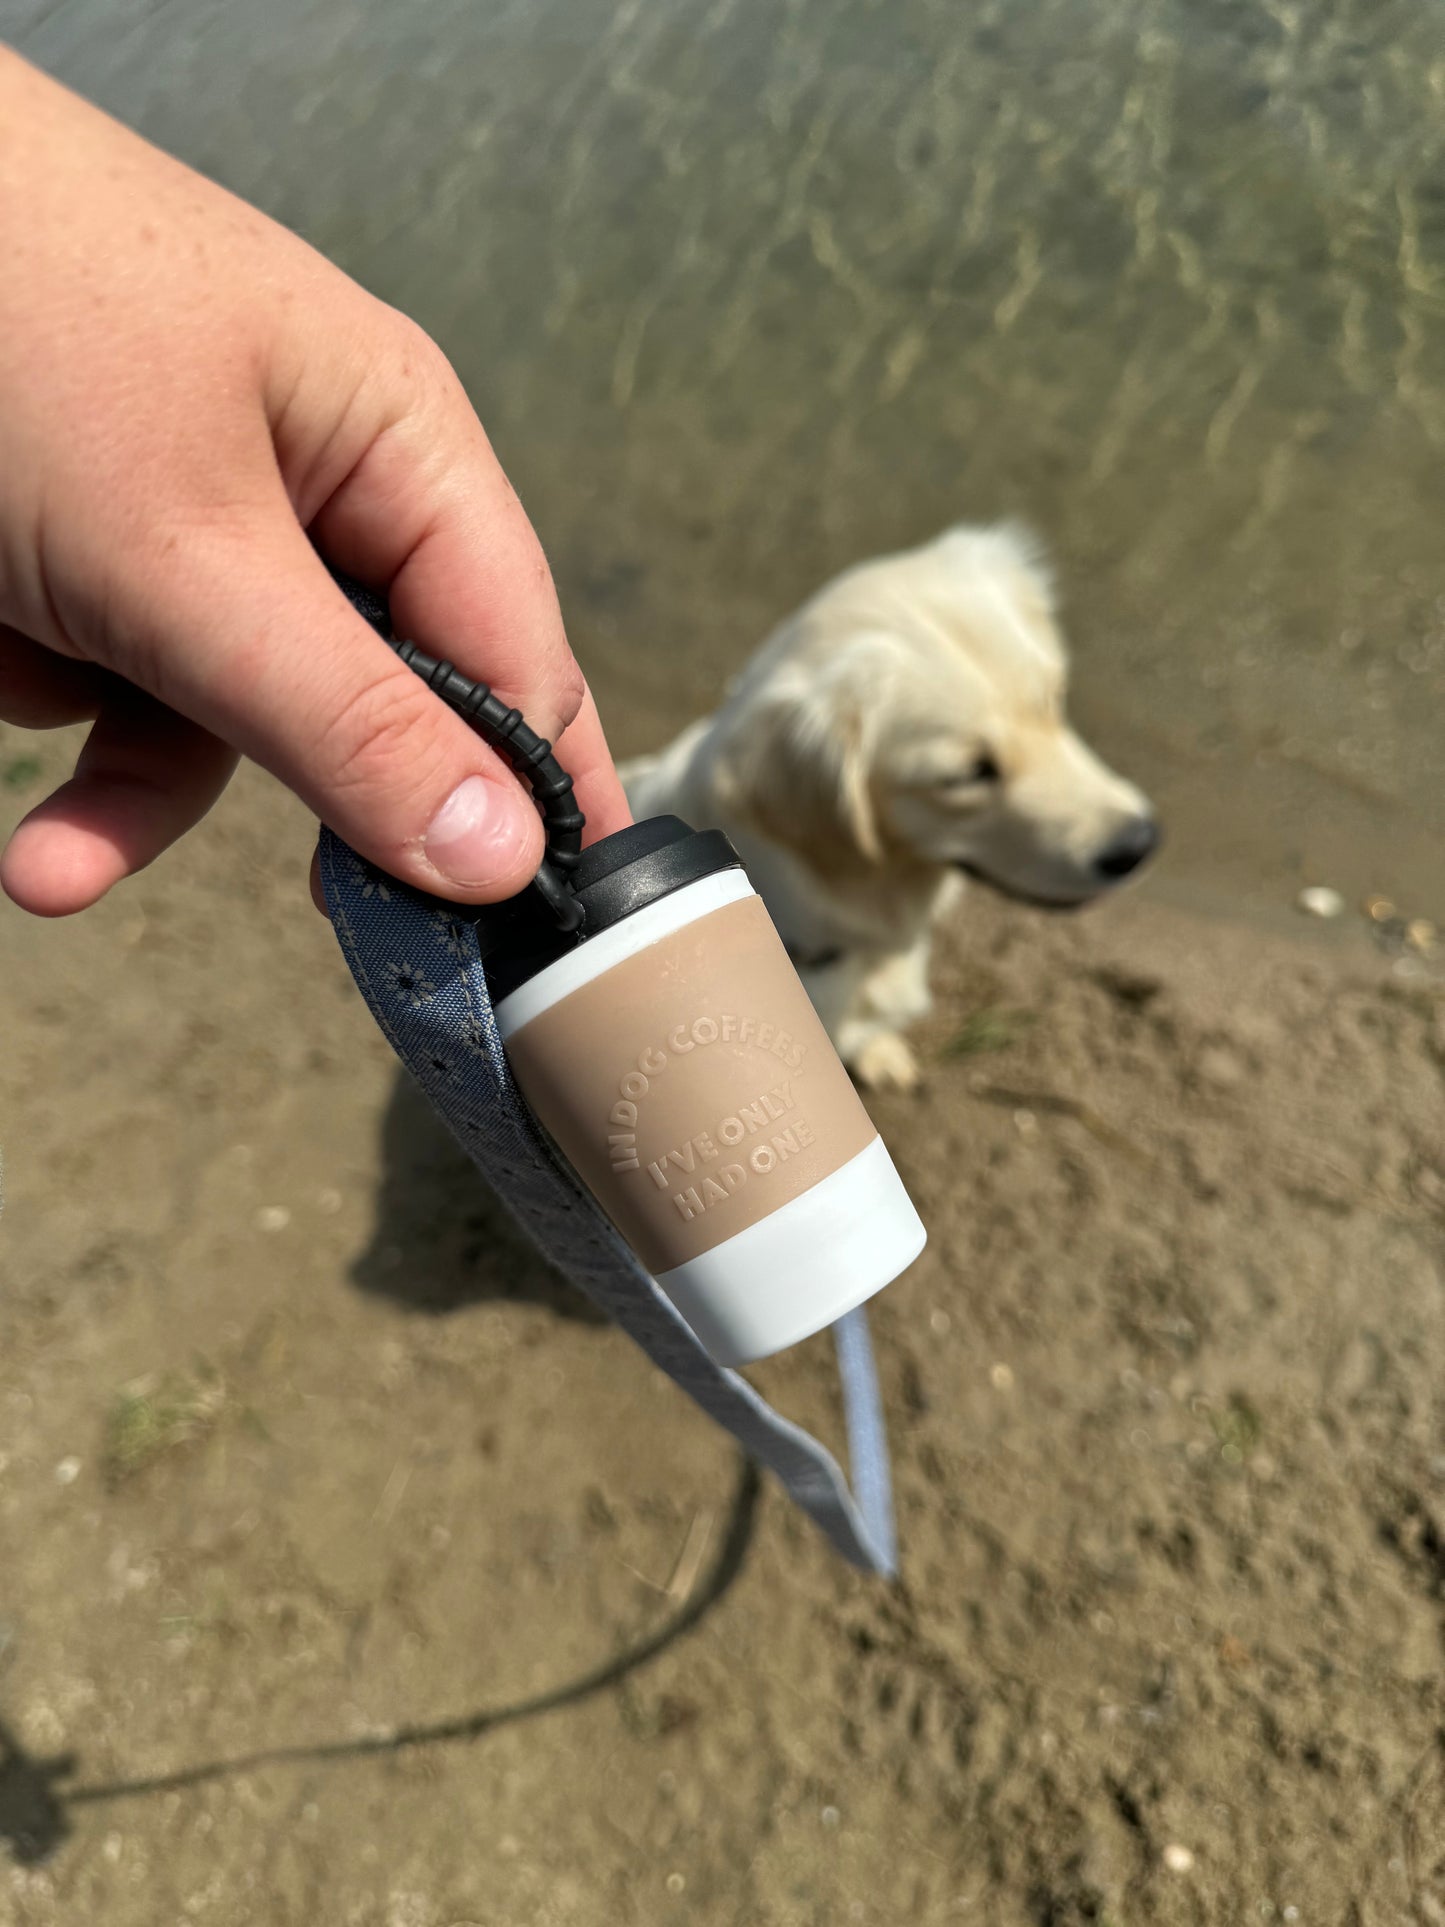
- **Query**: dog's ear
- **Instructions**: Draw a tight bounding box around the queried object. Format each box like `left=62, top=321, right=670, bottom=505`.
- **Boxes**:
left=715, top=688, right=883, bottom=869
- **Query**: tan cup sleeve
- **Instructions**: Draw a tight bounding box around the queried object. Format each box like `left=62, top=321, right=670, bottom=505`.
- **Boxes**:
left=503, top=894, right=878, bottom=1272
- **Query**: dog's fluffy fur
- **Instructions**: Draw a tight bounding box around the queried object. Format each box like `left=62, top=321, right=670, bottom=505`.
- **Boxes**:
left=622, top=525, right=1156, bottom=1090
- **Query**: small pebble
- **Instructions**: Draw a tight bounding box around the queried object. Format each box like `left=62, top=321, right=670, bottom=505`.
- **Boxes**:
left=1406, top=918, right=1437, bottom=952
left=821, top=1806, right=841, bottom=1829
left=1197, top=1043, right=1243, bottom=1088
left=1365, top=895, right=1396, bottom=922
left=257, top=1205, right=291, bottom=1233
left=989, top=1362, right=1015, bottom=1393
left=929, top=1309, right=951, bottom=1335
left=665, top=1872, right=686, bottom=1895
left=316, top=1187, right=343, bottom=1215
left=1163, top=1843, right=1195, bottom=1873
left=54, top=1457, right=81, bottom=1486
left=1296, top=886, right=1344, bottom=919
left=1012, top=1108, right=1038, bottom=1138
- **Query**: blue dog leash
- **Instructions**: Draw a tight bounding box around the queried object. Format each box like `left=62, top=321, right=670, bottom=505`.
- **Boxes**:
left=318, top=563, right=897, bottom=1574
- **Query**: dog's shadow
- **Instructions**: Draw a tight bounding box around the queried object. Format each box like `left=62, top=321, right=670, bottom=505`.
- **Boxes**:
left=348, top=1069, right=605, bottom=1325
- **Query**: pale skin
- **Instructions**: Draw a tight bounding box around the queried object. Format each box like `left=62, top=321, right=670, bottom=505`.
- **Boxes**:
left=0, top=47, right=630, bottom=919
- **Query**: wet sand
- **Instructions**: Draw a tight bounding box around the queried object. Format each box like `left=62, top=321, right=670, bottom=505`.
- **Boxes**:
left=4, top=0, right=1445, bottom=1919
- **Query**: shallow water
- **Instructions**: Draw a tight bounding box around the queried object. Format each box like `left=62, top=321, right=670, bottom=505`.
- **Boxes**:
left=11, top=0, right=1445, bottom=912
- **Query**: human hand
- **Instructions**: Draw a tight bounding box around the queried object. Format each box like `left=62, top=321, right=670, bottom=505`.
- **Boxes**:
left=0, top=47, right=628, bottom=918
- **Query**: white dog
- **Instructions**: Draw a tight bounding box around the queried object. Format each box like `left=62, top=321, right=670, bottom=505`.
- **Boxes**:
left=622, top=525, right=1157, bottom=1091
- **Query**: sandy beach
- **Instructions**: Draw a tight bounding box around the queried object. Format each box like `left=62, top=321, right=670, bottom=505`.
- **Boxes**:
left=3, top=739, right=1443, bottom=1921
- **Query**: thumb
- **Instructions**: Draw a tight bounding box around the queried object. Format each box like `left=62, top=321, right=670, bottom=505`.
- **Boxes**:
left=136, top=519, right=549, bottom=901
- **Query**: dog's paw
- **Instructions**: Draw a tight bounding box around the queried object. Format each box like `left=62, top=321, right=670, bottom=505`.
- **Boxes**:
left=851, top=1031, right=922, bottom=1093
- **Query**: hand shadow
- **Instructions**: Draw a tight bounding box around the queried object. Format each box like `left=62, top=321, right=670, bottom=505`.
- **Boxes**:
left=348, top=1067, right=606, bottom=1324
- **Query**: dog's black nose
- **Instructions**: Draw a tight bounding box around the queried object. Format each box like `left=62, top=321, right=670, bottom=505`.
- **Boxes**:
left=1093, top=817, right=1160, bottom=880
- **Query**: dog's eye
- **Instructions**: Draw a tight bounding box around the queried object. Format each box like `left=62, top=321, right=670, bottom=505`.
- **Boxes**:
left=937, top=753, right=1000, bottom=791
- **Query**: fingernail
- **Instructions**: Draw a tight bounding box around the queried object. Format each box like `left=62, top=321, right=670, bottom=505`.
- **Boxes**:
left=423, top=775, right=534, bottom=887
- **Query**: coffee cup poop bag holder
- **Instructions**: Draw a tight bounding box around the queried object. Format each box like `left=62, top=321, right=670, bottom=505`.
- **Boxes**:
left=320, top=575, right=912, bottom=1575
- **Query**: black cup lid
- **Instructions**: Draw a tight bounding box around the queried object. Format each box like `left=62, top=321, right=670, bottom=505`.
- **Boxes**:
left=469, top=815, right=742, bottom=1004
